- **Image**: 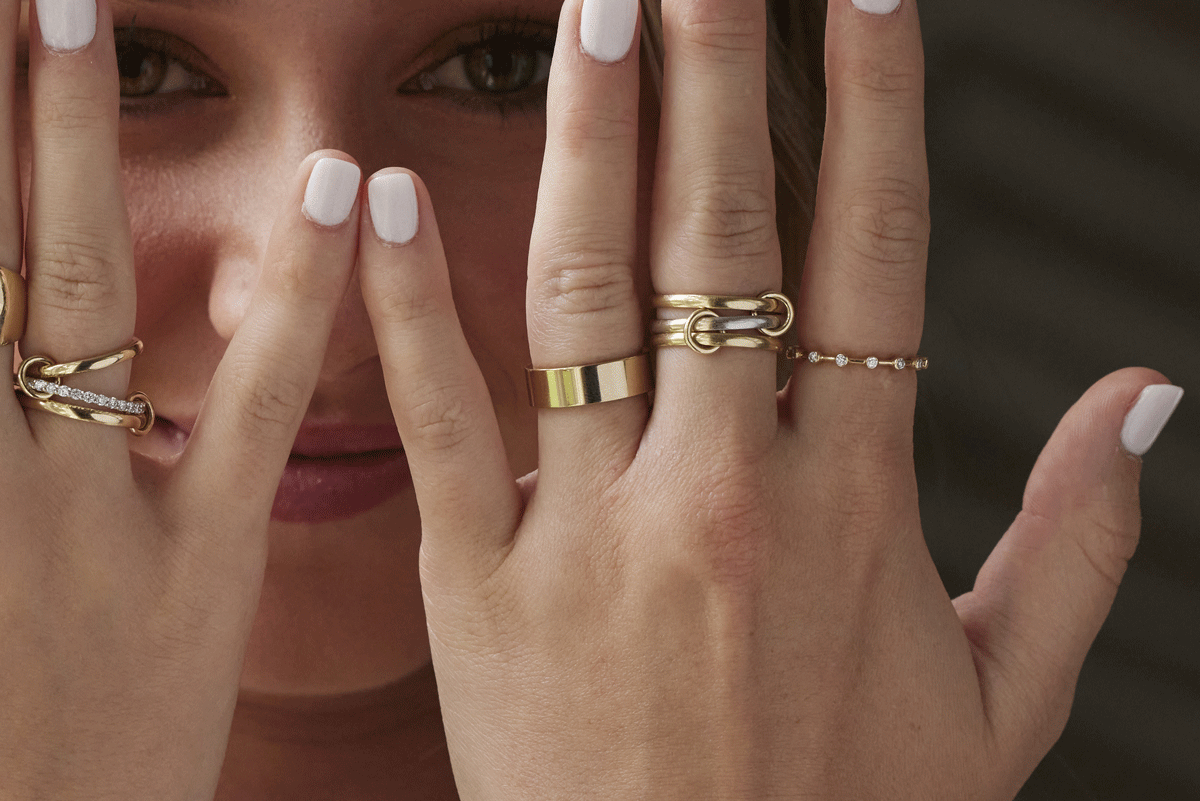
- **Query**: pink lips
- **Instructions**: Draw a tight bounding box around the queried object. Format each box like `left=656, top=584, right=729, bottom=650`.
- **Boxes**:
left=152, top=419, right=411, bottom=524
left=272, top=424, right=410, bottom=523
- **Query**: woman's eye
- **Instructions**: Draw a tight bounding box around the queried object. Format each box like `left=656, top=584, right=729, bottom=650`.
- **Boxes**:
left=114, top=29, right=224, bottom=100
left=403, top=25, right=555, bottom=111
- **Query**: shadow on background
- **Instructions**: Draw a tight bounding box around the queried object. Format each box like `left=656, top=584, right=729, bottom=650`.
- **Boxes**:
left=916, top=0, right=1199, bottom=798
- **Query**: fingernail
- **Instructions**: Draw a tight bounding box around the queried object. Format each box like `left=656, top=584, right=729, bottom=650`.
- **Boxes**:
left=303, top=158, right=361, bottom=227
left=38, top=0, right=97, bottom=53
left=1121, top=384, right=1184, bottom=457
left=852, top=0, right=902, bottom=15
left=368, top=173, right=419, bottom=245
left=580, top=0, right=639, bottom=63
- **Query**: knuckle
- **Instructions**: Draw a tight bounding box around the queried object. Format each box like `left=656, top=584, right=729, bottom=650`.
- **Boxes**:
left=374, top=284, right=444, bottom=332
left=674, top=7, right=763, bottom=66
left=230, top=366, right=306, bottom=445
left=32, top=240, right=123, bottom=314
left=533, top=250, right=636, bottom=322
left=680, top=175, right=777, bottom=262
left=1069, top=511, right=1140, bottom=593
left=838, top=56, right=923, bottom=105
left=272, top=256, right=339, bottom=307
left=407, top=388, right=476, bottom=455
left=836, top=180, right=930, bottom=269
left=555, top=102, right=639, bottom=159
left=38, top=92, right=111, bottom=133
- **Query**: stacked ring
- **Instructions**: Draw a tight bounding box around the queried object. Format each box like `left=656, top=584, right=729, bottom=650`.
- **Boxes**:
left=14, top=340, right=155, bottom=434
left=0, top=266, right=26, bottom=347
left=651, top=292, right=795, bottom=354
left=787, top=347, right=929, bottom=371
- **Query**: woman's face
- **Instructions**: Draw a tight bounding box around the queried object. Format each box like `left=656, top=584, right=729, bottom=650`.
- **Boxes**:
left=15, top=0, right=656, bottom=695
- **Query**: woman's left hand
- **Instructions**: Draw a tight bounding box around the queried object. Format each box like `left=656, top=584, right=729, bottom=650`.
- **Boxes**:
left=358, top=0, right=1172, bottom=797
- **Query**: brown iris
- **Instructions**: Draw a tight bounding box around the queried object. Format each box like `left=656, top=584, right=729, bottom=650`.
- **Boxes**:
left=462, top=40, right=539, bottom=93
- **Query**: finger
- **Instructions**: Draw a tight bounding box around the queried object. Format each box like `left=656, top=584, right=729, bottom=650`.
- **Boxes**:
left=791, top=0, right=928, bottom=425
left=953, top=369, right=1183, bottom=759
left=23, top=0, right=136, bottom=415
left=360, top=169, right=520, bottom=573
left=526, top=0, right=647, bottom=477
left=651, top=0, right=781, bottom=429
left=172, top=153, right=362, bottom=532
left=0, top=0, right=25, bottom=422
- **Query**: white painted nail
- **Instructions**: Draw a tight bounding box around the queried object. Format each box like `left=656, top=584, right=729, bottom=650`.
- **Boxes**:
left=1120, top=384, right=1184, bottom=457
left=852, top=0, right=902, bottom=15
left=368, top=173, right=419, bottom=245
left=303, top=159, right=361, bottom=227
left=38, top=0, right=97, bottom=53
left=581, top=0, right=639, bottom=64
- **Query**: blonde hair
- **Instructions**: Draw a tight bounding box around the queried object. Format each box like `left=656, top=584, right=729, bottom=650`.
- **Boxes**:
left=637, top=0, right=826, bottom=302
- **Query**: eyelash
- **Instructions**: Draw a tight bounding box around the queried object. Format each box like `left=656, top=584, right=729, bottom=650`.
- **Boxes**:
left=113, top=18, right=557, bottom=119
left=400, top=17, right=557, bottom=117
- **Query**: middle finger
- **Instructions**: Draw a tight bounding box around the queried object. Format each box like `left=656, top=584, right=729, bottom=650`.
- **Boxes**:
left=651, top=0, right=781, bottom=436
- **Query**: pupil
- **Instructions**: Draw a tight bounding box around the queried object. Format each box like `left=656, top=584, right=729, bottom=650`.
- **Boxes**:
left=116, top=43, right=166, bottom=97
left=467, top=41, right=534, bottom=93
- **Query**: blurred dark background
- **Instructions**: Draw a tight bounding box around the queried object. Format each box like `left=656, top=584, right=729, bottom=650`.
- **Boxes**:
left=914, top=0, right=1199, bottom=798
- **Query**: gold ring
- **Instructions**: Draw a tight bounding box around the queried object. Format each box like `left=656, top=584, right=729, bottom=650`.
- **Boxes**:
left=17, top=394, right=154, bottom=435
left=652, top=292, right=788, bottom=315
left=13, top=339, right=154, bottom=433
left=526, top=354, right=652, bottom=409
left=0, top=266, right=27, bottom=346
left=36, top=339, right=143, bottom=378
left=788, top=348, right=928, bottom=371
left=651, top=331, right=785, bottom=353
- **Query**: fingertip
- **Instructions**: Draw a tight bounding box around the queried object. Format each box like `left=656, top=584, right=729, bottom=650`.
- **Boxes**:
left=1120, top=383, right=1184, bottom=458
left=365, top=169, right=419, bottom=246
left=301, top=152, right=362, bottom=229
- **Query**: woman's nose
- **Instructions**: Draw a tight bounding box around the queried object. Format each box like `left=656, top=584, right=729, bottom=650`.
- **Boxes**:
left=204, top=103, right=382, bottom=384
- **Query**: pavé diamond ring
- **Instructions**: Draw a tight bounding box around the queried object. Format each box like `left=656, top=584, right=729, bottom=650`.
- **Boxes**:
left=14, top=340, right=155, bottom=434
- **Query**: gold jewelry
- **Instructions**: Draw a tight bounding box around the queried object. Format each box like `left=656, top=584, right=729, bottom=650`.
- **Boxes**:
left=13, top=339, right=154, bottom=434
left=650, top=292, right=794, bottom=354
left=651, top=329, right=786, bottom=354
left=0, top=266, right=27, bottom=346
left=652, top=292, right=789, bottom=316
left=787, top=347, right=928, bottom=371
left=17, top=394, right=155, bottom=436
left=526, top=354, right=652, bottom=409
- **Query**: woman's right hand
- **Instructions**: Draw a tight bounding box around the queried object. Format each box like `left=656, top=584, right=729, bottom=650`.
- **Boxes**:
left=2, top=1, right=361, bottom=796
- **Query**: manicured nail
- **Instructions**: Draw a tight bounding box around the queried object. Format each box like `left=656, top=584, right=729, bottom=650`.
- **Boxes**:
left=852, top=0, right=902, bottom=15
left=303, top=158, right=361, bottom=227
left=38, top=0, right=97, bottom=53
left=1120, top=384, right=1184, bottom=457
left=580, top=0, right=639, bottom=63
left=368, top=173, right=419, bottom=245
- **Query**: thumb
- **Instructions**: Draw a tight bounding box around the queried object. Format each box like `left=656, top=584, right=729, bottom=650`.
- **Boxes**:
left=954, top=368, right=1184, bottom=759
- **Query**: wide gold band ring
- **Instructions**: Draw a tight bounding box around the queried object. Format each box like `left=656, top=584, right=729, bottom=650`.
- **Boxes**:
left=0, top=266, right=27, bottom=346
left=526, top=354, right=652, bottom=409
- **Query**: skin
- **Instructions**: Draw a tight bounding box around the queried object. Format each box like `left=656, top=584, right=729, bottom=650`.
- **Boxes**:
left=0, top=0, right=1173, bottom=798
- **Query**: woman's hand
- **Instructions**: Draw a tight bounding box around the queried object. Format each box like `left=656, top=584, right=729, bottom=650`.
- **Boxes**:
left=1, top=1, right=363, bottom=796
left=361, top=0, right=1180, bottom=799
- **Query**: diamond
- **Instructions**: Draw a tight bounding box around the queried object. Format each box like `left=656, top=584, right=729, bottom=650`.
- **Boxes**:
left=866, top=357, right=879, bottom=369
left=83, top=392, right=100, bottom=405
left=916, top=358, right=928, bottom=370
left=808, top=351, right=820, bottom=364
left=894, top=358, right=906, bottom=370
left=835, top=354, right=849, bottom=367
